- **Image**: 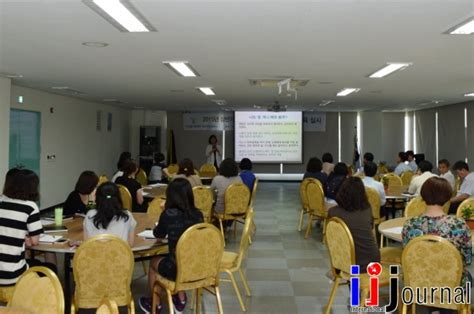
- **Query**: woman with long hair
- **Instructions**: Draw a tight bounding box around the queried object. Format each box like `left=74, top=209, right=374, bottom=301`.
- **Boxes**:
left=171, top=158, right=202, bottom=187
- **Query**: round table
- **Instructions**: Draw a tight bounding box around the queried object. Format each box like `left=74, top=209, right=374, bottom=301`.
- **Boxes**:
left=31, top=212, right=168, bottom=313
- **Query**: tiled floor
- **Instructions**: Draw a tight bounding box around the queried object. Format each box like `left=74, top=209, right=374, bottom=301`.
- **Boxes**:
left=129, top=182, right=472, bottom=313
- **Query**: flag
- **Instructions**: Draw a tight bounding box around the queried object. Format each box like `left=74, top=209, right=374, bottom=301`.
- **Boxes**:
left=167, top=129, right=177, bottom=165
left=353, top=126, right=360, bottom=168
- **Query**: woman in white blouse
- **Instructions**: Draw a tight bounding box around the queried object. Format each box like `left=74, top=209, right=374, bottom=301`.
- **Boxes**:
left=205, top=135, right=222, bottom=169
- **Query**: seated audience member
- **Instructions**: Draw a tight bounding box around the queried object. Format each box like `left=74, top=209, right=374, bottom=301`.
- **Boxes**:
left=321, top=152, right=335, bottom=176
left=325, top=162, right=349, bottom=202
left=328, top=177, right=380, bottom=272
left=64, top=171, right=99, bottom=216
left=406, top=150, right=418, bottom=172
left=139, top=179, right=203, bottom=313
left=0, top=169, right=56, bottom=286
left=438, top=159, right=456, bottom=191
left=449, top=161, right=474, bottom=214
left=403, top=177, right=471, bottom=289
left=239, top=158, right=256, bottom=192
left=394, top=151, right=412, bottom=176
left=210, top=158, right=243, bottom=214
left=303, top=157, right=327, bottom=186
left=171, top=158, right=202, bottom=187
left=362, top=161, right=386, bottom=206
left=115, top=160, right=145, bottom=212
left=355, top=152, right=374, bottom=175
left=112, top=151, right=131, bottom=182
left=83, top=182, right=136, bottom=246
left=148, top=153, right=166, bottom=184
left=408, top=160, right=437, bottom=195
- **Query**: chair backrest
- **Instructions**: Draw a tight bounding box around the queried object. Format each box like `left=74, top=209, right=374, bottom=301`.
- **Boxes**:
left=456, top=197, right=474, bottom=218
left=98, top=175, right=109, bottom=186
left=400, top=171, right=414, bottom=185
left=167, top=164, right=179, bottom=175
left=377, top=164, right=389, bottom=175
left=224, top=183, right=251, bottom=216
left=9, top=266, right=64, bottom=314
left=381, top=173, right=403, bottom=187
left=404, top=197, right=426, bottom=217
left=365, top=187, right=382, bottom=220
left=175, top=223, right=224, bottom=291
left=306, top=180, right=325, bottom=217
left=234, top=210, right=254, bottom=268
left=325, top=217, right=356, bottom=275
left=147, top=197, right=165, bottom=217
left=136, top=168, right=148, bottom=187
left=72, top=234, right=134, bottom=309
left=96, top=298, right=119, bottom=314
left=402, top=235, right=464, bottom=310
left=300, top=178, right=317, bottom=210
left=117, top=184, right=132, bottom=211
left=193, top=186, right=214, bottom=223
left=248, top=178, right=259, bottom=208
left=199, top=164, right=218, bottom=177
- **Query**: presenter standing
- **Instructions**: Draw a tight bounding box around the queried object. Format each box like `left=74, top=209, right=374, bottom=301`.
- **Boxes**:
left=206, top=135, right=222, bottom=170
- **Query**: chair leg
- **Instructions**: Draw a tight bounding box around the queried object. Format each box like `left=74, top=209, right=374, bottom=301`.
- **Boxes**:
left=215, top=286, right=224, bottom=314
left=360, top=288, right=369, bottom=312
left=324, top=276, right=340, bottom=314
left=195, top=288, right=202, bottom=314
left=411, top=303, right=416, bottom=314
left=380, top=234, right=384, bottom=249
left=401, top=303, right=407, bottom=314
left=238, top=268, right=251, bottom=296
left=304, top=214, right=313, bottom=239
left=227, top=270, right=246, bottom=311
left=298, top=208, right=305, bottom=231
left=219, top=219, right=226, bottom=247
left=321, top=218, right=327, bottom=243
left=166, top=289, right=173, bottom=314
left=142, top=260, right=148, bottom=275
left=130, top=298, right=135, bottom=314
left=190, top=289, right=195, bottom=310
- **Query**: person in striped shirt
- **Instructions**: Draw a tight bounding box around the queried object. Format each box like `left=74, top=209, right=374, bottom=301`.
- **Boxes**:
left=0, top=168, right=49, bottom=286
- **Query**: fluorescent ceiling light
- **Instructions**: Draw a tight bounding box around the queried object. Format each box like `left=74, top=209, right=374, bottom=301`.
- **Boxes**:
left=319, top=100, right=335, bottom=106
left=85, top=0, right=155, bottom=32
left=336, top=88, right=360, bottom=97
left=163, top=62, right=199, bottom=77
left=464, top=92, right=474, bottom=97
left=447, top=17, right=474, bottom=35
left=197, top=87, right=215, bottom=96
left=369, top=63, right=412, bottom=78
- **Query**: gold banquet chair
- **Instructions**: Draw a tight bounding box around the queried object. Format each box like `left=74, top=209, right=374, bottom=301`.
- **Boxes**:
left=248, top=178, right=258, bottom=243
left=98, top=175, right=109, bottom=186
left=152, top=223, right=224, bottom=314
left=193, top=186, right=214, bottom=223
left=117, top=184, right=133, bottom=211
left=199, top=164, right=218, bottom=177
left=456, top=197, right=474, bottom=218
left=401, top=235, right=470, bottom=314
left=219, top=210, right=254, bottom=311
left=297, top=178, right=317, bottom=231
left=147, top=197, right=166, bottom=217
left=382, top=173, right=403, bottom=187
left=324, top=217, right=391, bottom=314
left=304, top=180, right=326, bottom=240
left=214, top=183, right=251, bottom=245
left=166, top=164, right=179, bottom=176
left=400, top=171, right=414, bottom=186
left=96, top=299, right=119, bottom=314
left=136, top=168, right=148, bottom=187
left=7, top=266, right=64, bottom=314
left=404, top=197, right=426, bottom=218
left=72, top=234, right=135, bottom=314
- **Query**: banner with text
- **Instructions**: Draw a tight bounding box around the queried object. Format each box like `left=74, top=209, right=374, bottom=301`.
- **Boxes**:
left=303, top=112, right=326, bottom=132
left=183, top=112, right=234, bottom=131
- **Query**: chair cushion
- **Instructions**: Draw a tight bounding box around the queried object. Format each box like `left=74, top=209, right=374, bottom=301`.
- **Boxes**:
left=220, top=252, right=238, bottom=269
left=380, top=247, right=403, bottom=265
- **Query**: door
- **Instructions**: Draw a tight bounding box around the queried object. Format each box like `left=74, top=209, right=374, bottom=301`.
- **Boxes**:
left=9, top=109, right=41, bottom=176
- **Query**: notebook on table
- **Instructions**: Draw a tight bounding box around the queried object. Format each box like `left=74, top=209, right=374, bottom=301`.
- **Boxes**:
left=43, top=224, right=68, bottom=233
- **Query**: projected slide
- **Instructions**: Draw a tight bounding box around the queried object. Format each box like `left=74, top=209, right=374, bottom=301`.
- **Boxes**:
left=234, top=111, right=303, bottom=163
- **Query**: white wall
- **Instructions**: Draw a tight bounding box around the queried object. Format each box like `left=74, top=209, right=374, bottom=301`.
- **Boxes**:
left=0, top=77, right=11, bottom=190
left=129, top=109, right=167, bottom=159
left=10, top=85, right=131, bottom=208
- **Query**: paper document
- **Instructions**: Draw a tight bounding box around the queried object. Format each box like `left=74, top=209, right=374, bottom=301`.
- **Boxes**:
left=39, top=234, right=64, bottom=243
left=40, top=219, right=55, bottom=226
left=147, top=183, right=168, bottom=188
left=137, top=230, right=155, bottom=238
left=384, top=227, right=403, bottom=234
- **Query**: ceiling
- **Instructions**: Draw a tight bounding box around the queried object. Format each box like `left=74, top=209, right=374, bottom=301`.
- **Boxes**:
left=0, top=0, right=473, bottom=112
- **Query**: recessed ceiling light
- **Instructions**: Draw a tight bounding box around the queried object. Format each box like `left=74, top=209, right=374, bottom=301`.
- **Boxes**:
left=336, top=88, right=360, bottom=97
left=163, top=61, right=199, bottom=77
left=51, top=86, right=69, bottom=90
left=197, top=87, right=215, bottom=96
left=369, top=63, right=412, bottom=78
left=82, top=41, right=109, bottom=48
left=212, top=99, right=227, bottom=106
left=319, top=100, right=335, bottom=106
left=446, top=17, right=474, bottom=35
left=84, top=0, right=156, bottom=33
left=464, top=92, right=474, bottom=97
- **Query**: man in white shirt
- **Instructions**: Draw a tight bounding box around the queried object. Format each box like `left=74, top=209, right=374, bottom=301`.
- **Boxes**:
left=406, top=150, right=418, bottom=172
left=408, top=160, right=437, bottom=195
left=450, top=160, right=474, bottom=213
left=438, top=159, right=456, bottom=191
left=394, top=151, right=412, bottom=176
left=362, top=161, right=386, bottom=206
left=355, top=152, right=374, bottom=176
